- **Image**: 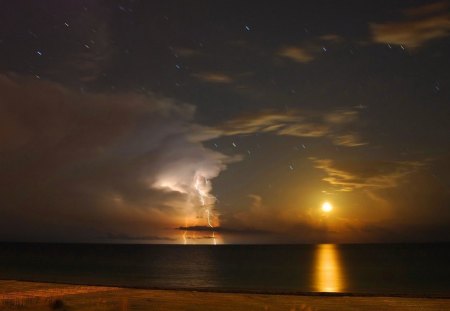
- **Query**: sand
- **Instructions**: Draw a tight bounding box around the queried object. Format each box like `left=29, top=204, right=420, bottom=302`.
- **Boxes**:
left=0, top=280, right=449, bottom=311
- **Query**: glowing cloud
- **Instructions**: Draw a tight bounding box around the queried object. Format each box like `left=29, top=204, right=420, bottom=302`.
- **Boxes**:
left=0, top=74, right=235, bottom=243
left=192, top=72, right=234, bottom=84
left=278, top=46, right=314, bottom=63
left=370, top=1, right=450, bottom=48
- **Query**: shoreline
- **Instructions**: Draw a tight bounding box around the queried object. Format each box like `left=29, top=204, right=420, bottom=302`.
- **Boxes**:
left=1, top=280, right=450, bottom=311
left=1, top=278, right=449, bottom=299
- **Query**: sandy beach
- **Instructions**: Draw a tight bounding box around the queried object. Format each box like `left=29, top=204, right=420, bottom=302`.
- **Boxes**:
left=0, top=280, right=449, bottom=311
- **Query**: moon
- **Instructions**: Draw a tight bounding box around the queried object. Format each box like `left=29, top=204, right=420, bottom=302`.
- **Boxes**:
left=322, top=202, right=333, bottom=213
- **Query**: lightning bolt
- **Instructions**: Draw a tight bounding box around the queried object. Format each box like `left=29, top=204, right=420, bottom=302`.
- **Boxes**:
left=183, top=230, right=187, bottom=245
left=194, top=175, right=206, bottom=206
left=206, top=209, right=213, bottom=228
left=192, top=173, right=218, bottom=245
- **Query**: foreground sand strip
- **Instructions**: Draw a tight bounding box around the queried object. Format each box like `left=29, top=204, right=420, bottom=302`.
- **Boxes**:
left=0, top=285, right=118, bottom=301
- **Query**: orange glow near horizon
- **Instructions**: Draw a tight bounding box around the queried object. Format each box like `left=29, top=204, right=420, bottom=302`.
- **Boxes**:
left=181, top=230, right=222, bottom=245
left=314, top=244, right=344, bottom=292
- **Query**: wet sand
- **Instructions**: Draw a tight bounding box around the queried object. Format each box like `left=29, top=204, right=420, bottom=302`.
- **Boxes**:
left=0, top=280, right=449, bottom=310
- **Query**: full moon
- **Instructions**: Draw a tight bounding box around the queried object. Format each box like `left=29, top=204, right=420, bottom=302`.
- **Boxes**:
left=322, top=202, right=333, bottom=213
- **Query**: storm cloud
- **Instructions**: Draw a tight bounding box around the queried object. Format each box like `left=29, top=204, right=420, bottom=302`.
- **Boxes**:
left=0, top=74, right=235, bottom=242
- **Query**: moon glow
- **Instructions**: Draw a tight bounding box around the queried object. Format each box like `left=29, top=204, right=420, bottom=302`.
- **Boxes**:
left=322, top=202, right=333, bottom=213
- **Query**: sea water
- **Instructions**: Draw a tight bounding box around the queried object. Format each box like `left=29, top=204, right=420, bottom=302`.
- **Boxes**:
left=0, top=243, right=449, bottom=297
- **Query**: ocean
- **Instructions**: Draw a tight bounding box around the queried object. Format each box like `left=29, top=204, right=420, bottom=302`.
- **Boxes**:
left=0, top=243, right=449, bottom=297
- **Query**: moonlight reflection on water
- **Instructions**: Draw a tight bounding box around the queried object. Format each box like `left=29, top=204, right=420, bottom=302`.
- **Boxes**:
left=314, top=244, right=345, bottom=292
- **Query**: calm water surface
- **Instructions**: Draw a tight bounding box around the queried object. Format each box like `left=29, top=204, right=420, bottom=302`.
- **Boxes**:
left=0, top=243, right=449, bottom=296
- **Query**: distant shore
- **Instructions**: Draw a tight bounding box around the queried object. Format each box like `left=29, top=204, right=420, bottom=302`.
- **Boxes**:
left=1, top=280, right=450, bottom=311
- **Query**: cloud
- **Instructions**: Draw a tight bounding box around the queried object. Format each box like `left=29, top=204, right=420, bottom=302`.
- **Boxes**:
left=277, top=34, right=344, bottom=64
left=330, top=134, right=365, bottom=147
left=218, top=164, right=450, bottom=243
left=213, top=109, right=366, bottom=147
left=310, top=158, right=425, bottom=191
left=176, top=225, right=268, bottom=234
left=277, top=46, right=314, bottom=63
left=0, top=74, right=238, bottom=242
left=105, top=233, right=176, bottom=241
left=192, top=72, right=234, bottom=83
left=221, top=194, right=344, bottom=243
left=0, top=73, right=366, bottom=243
left=319, top=34, right=344, bottom=43
left=370, top=1, right=450, bottom=48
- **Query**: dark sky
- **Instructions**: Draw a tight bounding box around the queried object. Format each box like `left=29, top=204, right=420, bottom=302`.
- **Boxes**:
left=0, top=0, right=449, bottom=243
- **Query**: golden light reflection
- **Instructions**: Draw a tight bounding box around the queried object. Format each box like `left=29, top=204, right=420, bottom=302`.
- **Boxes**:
left=314, top=244, right=345, bottom=292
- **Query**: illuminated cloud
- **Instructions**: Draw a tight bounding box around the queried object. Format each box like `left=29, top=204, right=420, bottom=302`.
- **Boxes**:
left=192, top=72, right=234, bottom=83
left=319, top=34, right=344, bottom=43
left=215, top=109, right=366, bottom=147
left=324, top=110, right=358, bottom=124
left=370, top=1, right=450, bottom=48
left=0, top=73, right=371, bottom=243
left=0, top=74, right=237, bottom=242
left=278, top=46, right=314, bottom=63
left=176, top=225, right=267, bottom=234
left=277, top=34, right=343, bottom=64
left=310, top=158, right=425, bottom=191
left=286, top=155, right=450, bottom=242
left=330, top=134, right=366, bottom=147
left=223, top=194, right=344, bottom=243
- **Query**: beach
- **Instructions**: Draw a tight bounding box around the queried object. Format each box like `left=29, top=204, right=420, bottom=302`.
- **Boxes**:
left=1, top=280, right=449, bottom=311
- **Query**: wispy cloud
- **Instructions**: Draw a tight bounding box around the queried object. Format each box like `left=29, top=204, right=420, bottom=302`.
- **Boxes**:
left=277, top=33, right=344, bottom=64
left=370, top=1, right=450, bottom=48
left=210, top=109, right=366, bottom=147
left=192, top=72, right=234, bottom=83
left=278, top=46, right=314, bottom=63
left=310, top=158, right=425, bottom=191
left=330, top=134, right=365, bottom=147
left=319, top=34, right=344, bottom=43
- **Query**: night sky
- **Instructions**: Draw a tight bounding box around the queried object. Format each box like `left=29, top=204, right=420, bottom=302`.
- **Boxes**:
left=0, top=0, right=449, bottom=243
